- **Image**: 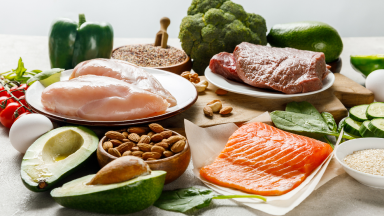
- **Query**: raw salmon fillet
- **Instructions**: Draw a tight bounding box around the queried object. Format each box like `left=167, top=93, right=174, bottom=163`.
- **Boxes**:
left=41, top=75, right=169, bottom=121
left=70, top=59, right=177, bottom=107
left=200, top=122, right=332, bottom=196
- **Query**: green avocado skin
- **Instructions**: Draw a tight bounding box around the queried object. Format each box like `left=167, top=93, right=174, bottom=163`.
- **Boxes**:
left=53, top=173, right=166, bottom=214
left=267, top=21, right=343, bottom=63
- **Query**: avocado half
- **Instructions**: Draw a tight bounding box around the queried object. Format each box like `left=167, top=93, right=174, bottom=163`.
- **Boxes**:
left=51, top=171, right=166, bottom=214
left=21, top=126, right=99, bottom=192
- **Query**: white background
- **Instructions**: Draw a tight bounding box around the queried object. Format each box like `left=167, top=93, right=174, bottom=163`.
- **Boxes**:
left=0, top=0, right=383, bottom=38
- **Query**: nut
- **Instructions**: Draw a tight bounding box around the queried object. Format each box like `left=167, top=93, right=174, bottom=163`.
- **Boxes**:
left=220, top=106, right=233, bottom=115
left=128, top=133, right=141, bottom=142
left=137, top=143, right=153, bottom=152
left=163, top=151, right=174, bottom=157
left=132, top=151, right=143, bottom=157
left=122, top=131, right=129, bottom=138
left=215, top=88, right=228, bottom=95
left=149, top=123, right=164, bottom=133
left=110, top=139, right=123, bottom=147
left=122, top=151, right=132, bottom=156
left=105, top=131, right=125, bottom=140
left=115, top=142, right=135, bottom=153
left=102, top=141, right=113, bottom=151
left=154, top=142, right=169, bottom=149
left=142, top=152, right=161, bottom=160
left=146, top=158, right=157, bottom=161
left=166, top=135, right=185, bottom=145
left=147, top=131, right=155, bottom=137
left=207, top=99, right=222, bottom=112
left=203, top=106, right=213, bottom=117
left=181, top=71, right=191, bottom=79
left=151, top=146, right=165, bottom=154
left=108, top=148, right=121, bottom=157
left=190, top=72, right=199, bottom=79
left=190, top=77, right=200, bottom=84
left=159, top=130, right=172, bottom=139
left=171, top=140, right=186, bottom=153
left=131, top=146, right=140, bottom=151
left=122, top=139, right=130, bottom=142
left=151, top=133, right=163, bottom=142
left=139, top=135, right=151, bottom=144
left=128, top=127, right=148, bottom=134
left=193, top=80, right=208, bottom=92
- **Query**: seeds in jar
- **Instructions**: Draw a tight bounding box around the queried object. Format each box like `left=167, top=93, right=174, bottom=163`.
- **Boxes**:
left=112, top=44, right=188, bottom=67
left=344, top=149, right=384, bottom=176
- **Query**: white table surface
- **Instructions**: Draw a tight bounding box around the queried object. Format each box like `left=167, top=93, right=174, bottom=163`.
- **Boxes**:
left=1, top=34, right=384, bottom=216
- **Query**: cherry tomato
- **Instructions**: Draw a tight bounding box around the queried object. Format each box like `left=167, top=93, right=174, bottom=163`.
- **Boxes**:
left=0, top=86, right=10, bottom=97
left=10, top=84, right=28, bottom=98
left=0, top=102, right=28, bottom=128
left=14, top=112, right=30, bottom=123
left=18, top=95, right=28, bottom=107
left=0, top=96, right=15, bottom=112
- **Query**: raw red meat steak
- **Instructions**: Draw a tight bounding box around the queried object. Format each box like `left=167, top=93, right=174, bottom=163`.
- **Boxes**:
left=209, top=52, right=242, bottom=82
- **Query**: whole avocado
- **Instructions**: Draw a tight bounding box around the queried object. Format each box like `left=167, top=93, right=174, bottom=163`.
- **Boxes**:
left=267, top=21, right=343, bottom=63
left=179, top=0, right=267, bottom=74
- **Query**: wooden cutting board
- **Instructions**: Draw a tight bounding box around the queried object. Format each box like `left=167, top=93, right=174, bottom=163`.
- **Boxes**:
left=159, top=74, right=373, bottom=129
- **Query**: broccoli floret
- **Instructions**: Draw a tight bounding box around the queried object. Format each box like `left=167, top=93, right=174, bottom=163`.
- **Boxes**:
left=179, top=0, right=267, bottom=74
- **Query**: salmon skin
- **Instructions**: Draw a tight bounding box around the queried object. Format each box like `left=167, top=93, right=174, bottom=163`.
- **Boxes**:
left=200, top=122, right=332, bottom=196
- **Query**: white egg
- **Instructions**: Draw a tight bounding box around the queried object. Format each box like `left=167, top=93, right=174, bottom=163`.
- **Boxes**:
left=366, top=69, right=384, bottom=102
left=10, top=114, right=53, bottom=153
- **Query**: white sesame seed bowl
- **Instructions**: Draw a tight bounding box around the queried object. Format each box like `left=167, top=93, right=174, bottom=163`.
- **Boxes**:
left=335, top=138, right=384, bottom=189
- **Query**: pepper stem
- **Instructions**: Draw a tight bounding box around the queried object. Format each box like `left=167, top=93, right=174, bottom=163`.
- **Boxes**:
left=78, top=14, right=86, bottom=28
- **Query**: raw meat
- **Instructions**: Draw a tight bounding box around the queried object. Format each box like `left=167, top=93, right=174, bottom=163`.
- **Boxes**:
left=209, top=52, right=242, bottom=82
left=70, top=59, right=177, bottom=107
left=41, top=75, right=169, bottom=121
left=233, top=42, right=330, bottom=94
left=200, top=122, right=332, bottom=196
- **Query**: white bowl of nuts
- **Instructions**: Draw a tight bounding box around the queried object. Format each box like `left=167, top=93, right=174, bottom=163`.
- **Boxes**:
left=97, top=123, right=191, bottom=184
left=335, top=138, right=384, bottom=188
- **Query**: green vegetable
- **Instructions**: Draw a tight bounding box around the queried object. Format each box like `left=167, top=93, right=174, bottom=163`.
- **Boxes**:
left=349, top=104, right=369, bottom=122
left=350, top=55, right=384, bottom=77
left=366, top=102, right=384, bottom=119
left=154, top=187, right=265, bottom=213
left=27, top=68, right=64, bottom=87
left=267, top=21, right=343, bottom=63
left=51, top=171, right=166, bottom=214
left=49, top=14, right=114, bottom=70
left=179, top=0, right=267, bottom=74
left=344, top=117, right=362, bottom=137
left=0, top=58, right=42, bottom=84
left=321, top=112, right=337, bottom=132
left=286, top=101, right=323, bottom=120
left=368, top=118, right=384, bottom=138
left=338, top=117, right=347, bottom=132
left=359, top=121, right=376, bottom=137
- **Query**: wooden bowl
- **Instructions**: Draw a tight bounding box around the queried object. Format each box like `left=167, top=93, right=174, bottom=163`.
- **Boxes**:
left=112, top=45, right=192, bottom=75
left=328, top=57, right=342, bottom=73
left=97, top=130, right=191, bottom=184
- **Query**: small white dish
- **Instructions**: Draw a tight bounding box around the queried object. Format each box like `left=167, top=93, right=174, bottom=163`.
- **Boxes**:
left=335, top=138, right=384, bottom=188
left=205, top=67, right=335, bottom=99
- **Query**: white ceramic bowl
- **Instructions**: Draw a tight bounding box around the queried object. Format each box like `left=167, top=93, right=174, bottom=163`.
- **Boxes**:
left=335, top=138, right=384, bottom=188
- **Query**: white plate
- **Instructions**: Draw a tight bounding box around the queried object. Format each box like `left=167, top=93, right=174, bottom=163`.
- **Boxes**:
left=26, top=68, right=198, bottom=126
left=205, top=67, right=335, bottom=99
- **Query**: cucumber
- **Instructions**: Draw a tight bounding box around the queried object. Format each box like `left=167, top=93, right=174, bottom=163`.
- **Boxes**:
left=349, top=104, right=369, bottom=122
left=344, top=117, right=362, bottom=137
left=366, top=102, right=384, bottom=119
left=359, top=121, right=376, bottom=137
left=368, top=118, right=384, bottom=138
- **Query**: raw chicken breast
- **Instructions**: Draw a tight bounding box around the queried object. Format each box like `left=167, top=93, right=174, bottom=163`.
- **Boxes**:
left=41, top=75, right=169, bottom=121
left=70, top=59, right=177, bottom=107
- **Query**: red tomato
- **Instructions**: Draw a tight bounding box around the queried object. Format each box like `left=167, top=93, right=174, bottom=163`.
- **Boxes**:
left=0, top=96, right=15, bottom=112
left=18, top=95, right=28, bottom=107
left=14, top=112, right=30, bottom=123
left=0, top=86, right=10, bottom=97
left=10, top=84, right=28, bottom=98
left=0, top=102, right=28, bottom=128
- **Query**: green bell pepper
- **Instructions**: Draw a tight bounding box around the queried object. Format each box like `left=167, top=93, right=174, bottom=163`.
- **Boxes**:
left=350, top=55, right=384, bottom=77
left=48, top=14, right=114, bottom=69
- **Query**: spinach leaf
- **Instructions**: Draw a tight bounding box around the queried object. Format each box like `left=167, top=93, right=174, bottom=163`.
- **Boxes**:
left=338, top=117, right=347, bottom=132
left=14, top=57, right=27, bottom=81
left=286, top=101, right=323, bottom=121
left=321, top=112, right=337, bottom=132
left=154, top=187, right=266, bottom=213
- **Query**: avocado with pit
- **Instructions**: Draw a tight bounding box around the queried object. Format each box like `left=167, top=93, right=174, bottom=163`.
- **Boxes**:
left=21, top=126, right=98, bottom=192
left=51, top=170, right=166, bottom=214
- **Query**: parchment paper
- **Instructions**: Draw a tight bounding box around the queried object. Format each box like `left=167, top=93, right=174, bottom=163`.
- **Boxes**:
left=185, top=112, right=345, bottom=215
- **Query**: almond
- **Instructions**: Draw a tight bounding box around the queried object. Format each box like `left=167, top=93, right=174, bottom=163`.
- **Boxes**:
left=142, top=152, right=161, bottom=160
left=151, top=146, right=165, bottom=154
left=154, top=142, right=169, bottom=149
left=149, top=123, right=164, bottom=133
left=132, top=151, right=143, bottom=157
left=151, top=133, right=163, bottom=142
left=128, top=127, right=148, bottom=134
left=171, top=140, right=186, bottom=153
left=207, top=99, right=222, bottom=112
left=122, top=138, right=130, bottom=142
left=115, top=142, right=135, bottom=153
left=220, top=106, right=233, bottom=115
left=110, top=139, right=123, bottom=147
left=166, top=135, right=185, bottom=145
left=146, top=158, right=157, bottom=161
left=105, top=131, right=125, bottom=140
left=131, top=146, right=140, bottom=151
left=102, top=141, right=113, bottom=151
left=147, top=131, right=155, bottom=137
left=108, top=148, right=121, bottom=157
left=203, top=106, right=213, bottom=117
left=215, top=88, right=228, bottom=95
left=160, top=130, right=173, bottom=139
left=137, top=143, right=153, bottom=152
left=128, top=133, right=141, bottom=142
left=122, top=132, right=129, bottom=138
left=163, top=151, right=174, bottom=157
left=122, top=151, right=132, bottom=156
left=139, top=135, right=151, bottom=144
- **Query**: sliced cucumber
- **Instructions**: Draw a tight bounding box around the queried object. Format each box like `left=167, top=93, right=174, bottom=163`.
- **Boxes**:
left=344, top=117, right=362, bottom=137
left=359, top=121, right=376, bottom=137
left=366, top=102, right=384, bottom=120
left=368, top=118, right=384, bottom=138
left=349, top=104, right=369, bottom=122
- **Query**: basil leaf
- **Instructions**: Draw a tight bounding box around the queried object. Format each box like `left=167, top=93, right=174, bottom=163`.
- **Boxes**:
left=14, top=57, right=27, bottom=79
left=27, top=68, right=64, bottom=85
left=286, top=101, right=323, bottom=121
left=321, top=112, right=337, bottom=132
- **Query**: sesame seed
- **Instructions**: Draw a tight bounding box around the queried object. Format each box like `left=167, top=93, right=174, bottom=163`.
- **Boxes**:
left=344, top=149, right=384, bottom=176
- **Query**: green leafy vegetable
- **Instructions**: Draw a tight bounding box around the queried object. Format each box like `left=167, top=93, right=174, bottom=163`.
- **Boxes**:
left=154, top=187, right=266, bottom=213
left=27, top=68, right=64, bottom=85
left=0, top=58, right=43, bottom=84
left=286, top=101, right=323, bottom=121
left=321, top=112, right=337, bottom=132
left=338, top=117, right=346, bottom=132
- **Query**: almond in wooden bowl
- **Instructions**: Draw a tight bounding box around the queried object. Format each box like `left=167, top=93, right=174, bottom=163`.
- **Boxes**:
left=97, top=128, right=191, bottom=184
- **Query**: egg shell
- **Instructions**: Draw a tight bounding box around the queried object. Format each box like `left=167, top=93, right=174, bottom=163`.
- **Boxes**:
left=10, top=114, right=53, bottom=153
left=366, top=69, right=384, bottom=102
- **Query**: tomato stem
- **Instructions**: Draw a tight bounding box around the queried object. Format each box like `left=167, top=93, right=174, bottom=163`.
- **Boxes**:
left=0, top=76, right=34, bottom=113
